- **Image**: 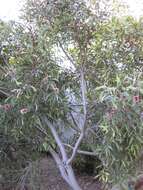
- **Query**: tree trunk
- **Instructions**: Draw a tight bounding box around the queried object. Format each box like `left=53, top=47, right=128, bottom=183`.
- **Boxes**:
left=49, top=147, right=82, bottom=190
left=66, top=164, right=82, bottom=190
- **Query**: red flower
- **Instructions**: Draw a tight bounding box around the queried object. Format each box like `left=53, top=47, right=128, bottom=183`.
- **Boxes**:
left=3, top=104, right=12, bottom=111
left=133, top=96, right=140, bottom=103
left=20, top=108, right=29, bottom=114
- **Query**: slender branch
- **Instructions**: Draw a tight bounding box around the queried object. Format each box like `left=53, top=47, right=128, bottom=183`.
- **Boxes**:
left=67, top=132, right=84, bottom=164
left=43, top=116, right=68, bottom=162
left=67, top=64, right=87, bottom=164
left=58, top=40, right=76, bottom=69
left=70, top=112, right=80, bottom=129
left=0, top=89, right=10, bottom=97
left=34, top=124, right=48, bottom=136
left=80, top=67, right=87, bottom=119
left=0, top=65, right=8, bottom=74
left=1, top=55, right=11, bottom=70
left=64, top=143, right=97, bottom=157
left=69, top=103, right=83, bottom=107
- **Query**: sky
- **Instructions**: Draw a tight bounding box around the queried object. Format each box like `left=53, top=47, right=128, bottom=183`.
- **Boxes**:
left=122, top=0, right=143, bottom=19
left=0, top=0, right=24, bottom=21
left=0, top=0, right=143, bottom=21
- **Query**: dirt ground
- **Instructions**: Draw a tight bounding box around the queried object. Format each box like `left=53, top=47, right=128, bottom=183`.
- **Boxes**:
left=35, top=157, right=102, bottom=190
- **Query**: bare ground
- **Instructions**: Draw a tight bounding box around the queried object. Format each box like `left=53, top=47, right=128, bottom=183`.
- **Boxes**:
left=36, top=157, right=102, bottom=190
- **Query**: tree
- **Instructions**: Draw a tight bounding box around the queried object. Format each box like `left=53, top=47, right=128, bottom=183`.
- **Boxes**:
left=1, top=0, right=143, bottom=189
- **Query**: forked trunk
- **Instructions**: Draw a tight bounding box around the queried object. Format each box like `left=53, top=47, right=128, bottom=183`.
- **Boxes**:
left=49, top=148, right=82, bottom=190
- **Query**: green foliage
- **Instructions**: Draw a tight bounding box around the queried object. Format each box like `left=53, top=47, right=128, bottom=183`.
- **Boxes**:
left=89, top=73, right=143, bottom=183
left=1, top=0, right=143, bottom=188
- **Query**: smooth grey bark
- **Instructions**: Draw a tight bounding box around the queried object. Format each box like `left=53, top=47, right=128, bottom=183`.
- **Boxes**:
left=41, top=63, right=88, bottom=189
left=49, top=136, right=82, bottom=190
left=35, top=119, right=82, bottom=190
left=64, top=143, right=97, bottom=156
left=43, top=117, right=82, bottom=190
left=40, top=41, right=88, bottom=190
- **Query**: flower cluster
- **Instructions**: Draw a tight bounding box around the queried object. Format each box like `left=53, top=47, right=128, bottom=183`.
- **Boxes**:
left=0, top=104, right=29, bottom=115
left=20, top=108, right=29, bottom=114
left=133, top=95, right=141, bottom=104
left=0, top=104, right=12, bottom=111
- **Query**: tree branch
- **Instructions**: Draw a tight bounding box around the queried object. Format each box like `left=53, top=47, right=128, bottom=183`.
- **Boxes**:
left=34, top=123, right=70, bottom=184
left=34, top=124, right=48, bottom=136
left=67, top=65, right=87, bottom=164
left=42, top=116, right=68, bottom=162
left=64, top=143, right=97, bottom=157
left=67, top=132, right=84, bottom=164
left=48, top=146, right=70, bottom=185
left=80, top=67, right=87, bottom=119
left=58, top=40, right=76, bottom=69
left=69, top=111, right=80, bottom=130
